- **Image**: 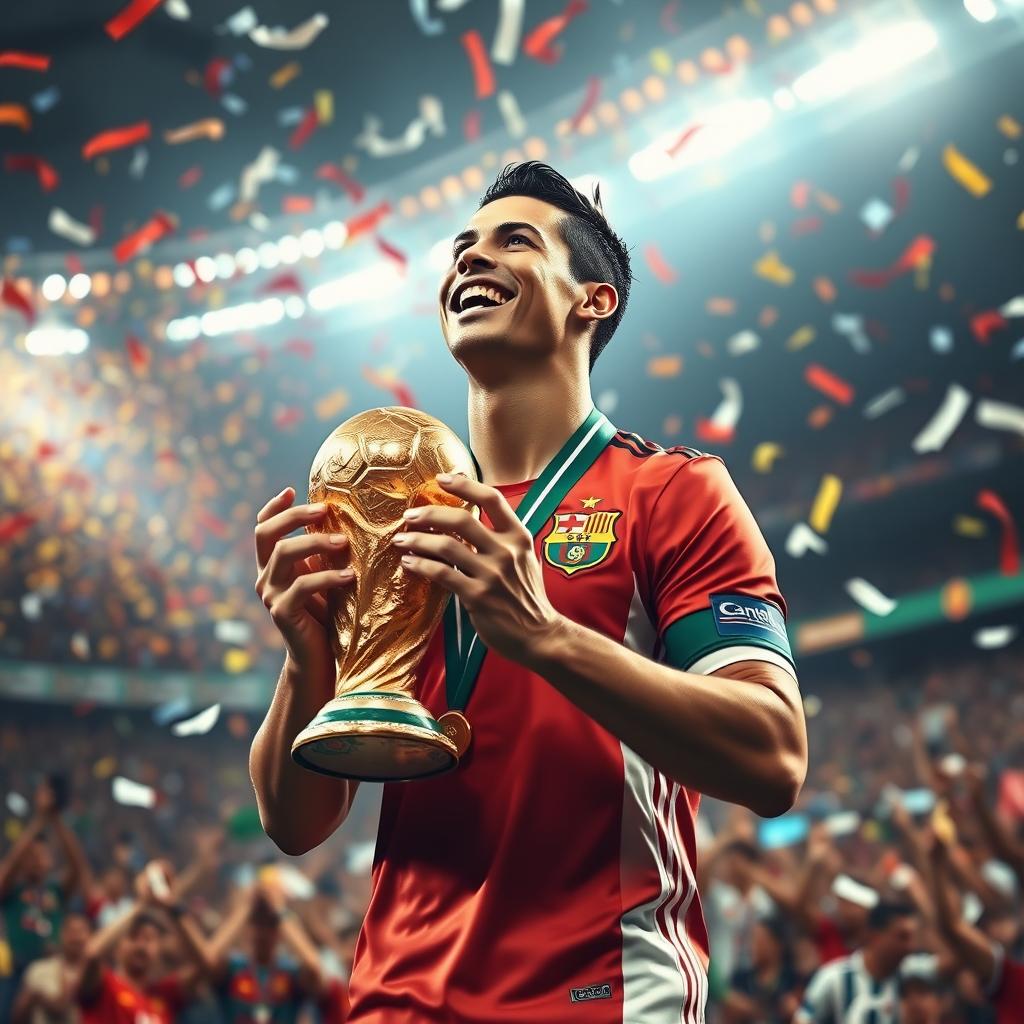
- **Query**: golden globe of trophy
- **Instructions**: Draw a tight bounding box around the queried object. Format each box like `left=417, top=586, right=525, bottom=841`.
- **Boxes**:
left=290, top=406, right=479, bottom=782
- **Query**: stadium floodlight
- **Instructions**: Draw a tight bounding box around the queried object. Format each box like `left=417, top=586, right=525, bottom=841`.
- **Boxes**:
left=428, top=236, right=456, bottom=272
left=68, top=273, right=91, bottom=299
left=166, top=316, right=201, bottom=343
left=277, top=235, right=302, bottom=264
left=300, top=229, right=325, bottom=258
left=173, top=263, right=196, bottom=288
left=308, top=261, right=405, bottom=311
left=199, top=297, right=285, bottom=336
left=257, top=241, right=280, bottom=269
left=235, top=247, right=259, bottom=274
left=628, top=98, right=774, bottom=182
left=791, top=21, right=939, bottom=104
left=963, top=0, right=997, bottom=20
left=323, top=221, right=348, bottom=249
left=42, top=274, right=66, bottom=301
left=214, top=253, right=236, bottom=279
left=26, top=327, right=89, bottom=356
left=283, top=295, right=306, bottom=318
left=194, top=256, right=217, bottom=283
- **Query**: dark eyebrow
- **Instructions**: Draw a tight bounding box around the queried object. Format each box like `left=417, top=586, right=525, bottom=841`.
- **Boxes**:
left=451, top=221, right=543, bottom=252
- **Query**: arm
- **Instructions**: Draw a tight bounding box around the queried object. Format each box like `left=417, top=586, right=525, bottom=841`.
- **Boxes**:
left=258, top=880, right=324, bottom=998
left=78, top=901, right=146, bottom=1002
left=51, top=815, right=90, bottom=904
left=206, top=886, right=260, bottom=985
left=965, top=763, right=1024, bottom=888
left=528, top=627, right=807, bottom=817
left=249, top=655, right=360, bottom=856
left=0, top=815, right=46, bottom=898
left=170, top=826, right=222, bottom=903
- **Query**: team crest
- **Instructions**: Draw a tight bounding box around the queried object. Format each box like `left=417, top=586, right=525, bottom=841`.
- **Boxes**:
left=543, top=509, right=621, bottom=576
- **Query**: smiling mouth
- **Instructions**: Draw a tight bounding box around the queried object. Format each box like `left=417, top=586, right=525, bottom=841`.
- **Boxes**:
left=455, top=294, right=516, bottom=318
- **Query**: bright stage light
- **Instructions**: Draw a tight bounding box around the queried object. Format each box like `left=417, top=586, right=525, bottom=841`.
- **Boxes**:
left=235, top=247, right=259, bottom=274
left=300, top=229, right=325, bottom=258
left=200, top=298, right=284, bottom=336
left=963, top=0, right=997, bottom=20
left=277, top=235, right=302, bottom=264
left=323, top=221, right=348, bottom=249
left=173, top=263, right=196, bottom=288
left=428, top=236, right=455, bottom=272
left=214, top=253, right=236, bottom=279
left=26, top=327, right=89, bottom=356
left=68, top=274, right=91, bottom=299
left=257, top=242, right=280, bottom=269
left=166, top=316, right=201, bottom=343
left=308, top=261, right=405, bottom=311
left=283, top=295, right=306, bottom=318
left=194, top=256, right=217, bottom=283
left=42, top=274, right=66, bottom=301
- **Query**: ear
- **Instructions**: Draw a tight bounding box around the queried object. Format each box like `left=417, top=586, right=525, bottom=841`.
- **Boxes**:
left=580, top=282, right=618, bottom=322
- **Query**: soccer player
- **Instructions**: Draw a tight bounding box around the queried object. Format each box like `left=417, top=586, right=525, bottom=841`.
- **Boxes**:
left=251, top=161, right=807, bottom=1022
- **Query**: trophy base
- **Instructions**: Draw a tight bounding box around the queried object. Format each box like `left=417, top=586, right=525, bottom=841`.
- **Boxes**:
left=291, top=691, right=460, bottom=782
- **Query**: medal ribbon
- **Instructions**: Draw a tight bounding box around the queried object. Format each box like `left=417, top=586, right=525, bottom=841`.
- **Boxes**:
left=442, top=405, right=618, bottom=714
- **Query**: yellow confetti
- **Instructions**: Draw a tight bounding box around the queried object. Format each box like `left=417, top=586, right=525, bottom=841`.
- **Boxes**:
left=931, top=799, right=957, bottom=846
left=754, top=250, right=794, bottom=286
left=1017, top=210, right=1024, bottom=230
left=942, top=143, right=991, bottom=198
left=270, top=62, right=301, bottom=89
left=814, top=189, right=841, bottom=214
left=813, top=276, right=836, bottom=303
left=752, top=442, right=783, bottom=473
left=809, top=474, right=842, bottom=534
left=94, top=756, right=117, bottom=779
left=647, top=355, right=683, bottom=377
left=224, top=648, right=251, bottom=674
left=314, top=389, right=348, bottom=421
left=953, top=515, right=986, bottom=537
left=706, top=297, right=736, bottom=316
left=315, top=89, right=334, bottom=125
left=650, top=48, right=673, bottom=76
left=997, top=114, right=1021, bottom=139
left=5, top=820, right=23, bottom=843
left=786, top=325, right=815, bottom=351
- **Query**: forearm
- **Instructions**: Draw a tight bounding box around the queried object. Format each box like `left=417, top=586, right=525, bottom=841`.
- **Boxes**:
left=280, top=914, right=324, bottom=983
left=526, top=617, right=805, bottom=816
left=52, top=816, right=88, bottom=897
left=0, top=816, right=46, bottom=895
left=249, top=657, right=356, bottom=855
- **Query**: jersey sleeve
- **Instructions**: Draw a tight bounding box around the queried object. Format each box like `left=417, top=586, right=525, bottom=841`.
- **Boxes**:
left=641, top=454, right=796, bottom=679
left=794, top=962, right=838, bottom=1024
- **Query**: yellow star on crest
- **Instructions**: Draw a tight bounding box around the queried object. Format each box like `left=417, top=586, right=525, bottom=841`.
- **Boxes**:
left=580, top=496, right=602, bottom=508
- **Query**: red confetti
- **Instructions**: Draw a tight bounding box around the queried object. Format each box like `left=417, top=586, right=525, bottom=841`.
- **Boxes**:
left=464, top=109, right=481, bottom=142
left=65, top=254, right=84, bottom=276
left=178, top=165, right=203, bottom=189
left=790, top=180, right=812, bottom=209
left=569, top=76, right=601, bottom=133
left=660, top=1, right=681, bottom=35
left=113, top=211, right=176, bottom=263
left=195, top=508, right=230, bottom=539
left=273, top=406, right=304, bottom=430
left=125, top=333, right=150, bottom=373
left=105, top=0, right=163, bottom=40
left=0, top=512, right=37, bottom=543
left=289, top=108, right=318, bottom=150
left=849, top=235, right=935, bottom=289
left=694, top=419, right=735, bottom=444
left=316, top=164, right=365, bottom=202
left=345, top=202, right=392, bottom=243
left=283, top=338, right=316, bottom=359
left=1, top=278, right=35, bottom=324
left=203, top=57, right=232, bottom=98
left=37, top=441, right=59, bottom=460
left=790, top=215, right=823, bottom=237
left=260, top=272, right=304, bottom=294
left=977, top=489, right=1021, bottom=576
left=461, top=31, right=495, bottom=98
left=375, top=235, right=408, bottom=269
left=89, top=205, right=104, bottom=240
left=82, top=121, right=151, bottom=160
left=4, top=154, right=59, bottom=192
left=644, top=243, right=678, bottom=285
left=523, top=0, right=588, bottom=64
left=891, top=176, right=910, bottom=216
left=282, top=195, right=314, bottom=214
left=804, top=363, right=854, bottom=405
left=970, top=310, right=1008, bottom=345
left=363, top=366, right=417, bottom=408
left=665, top=123, right=703, bottom=158
left=0, top=52, right=51, bottom=72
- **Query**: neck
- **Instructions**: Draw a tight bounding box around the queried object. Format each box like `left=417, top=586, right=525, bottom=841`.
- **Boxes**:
left=467, top=366, right=594, bottom=486
left=862, top=947, right=888, bottom=981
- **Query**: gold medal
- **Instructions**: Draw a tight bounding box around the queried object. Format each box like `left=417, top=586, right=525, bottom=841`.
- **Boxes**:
left=437, top=711, right=472, bottom=759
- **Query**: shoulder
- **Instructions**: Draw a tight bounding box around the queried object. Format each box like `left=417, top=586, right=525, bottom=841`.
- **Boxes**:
left=609, top=429, right=726, bottom=503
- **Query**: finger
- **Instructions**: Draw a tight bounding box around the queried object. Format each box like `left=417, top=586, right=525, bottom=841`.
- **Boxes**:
left=256, top=486, right=296, bottom=524
left=269, top=569, right=355, bottom=620
left=399, top=553, right=476, bottom=601
left=266, top=532, right=349, bottom=588
left=435, top=474, right=522, bottom=532
left=392, top=530, right=489, bottom=577
left=255, top=501, right=328, bottom=571
left=400, top=505, right=497, bottom=554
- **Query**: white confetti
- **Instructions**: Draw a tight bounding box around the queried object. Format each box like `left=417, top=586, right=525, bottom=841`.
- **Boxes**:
left=929, top=325, right=954, bottom=353
left=48, top=208, right=96, bottom=247
left=897, top=146, right=920, bottom=172
left=726, top=330, right=760, bottom=355
left=976, top=398, right=1024, bottom=437
left=859, top=197, right=894, bottom=233
left=239, top=146, right=279, bottom=203
left=419, top=95, right=445, bottom=137
left=491, top=0, right=525, bottom=65
left=221, top=5, right=258, bottom=34
left=6, top=792, right=29, bottom=816
left=171, top=703, right=221, bottom=736
left=998, top=295, right=1024, bottom=318
left=163, top=0, right=191, bottom=19
left=911, top=383, right=971, bottom=453
left=862, top=387, right=905, bottom=420
left=845, top=577, right=897, bottom=617
left=707, top=378, right=743, bottom=433
left=497, top=90, right=527, bottom=139
left=973, top=625, right=1019, bottom=650
left=832, top=313, right=871, bottom=354
left=129, top=146, right=149, bottom=180
left=249, top=13, right=329, bottom=50
left=785, top=522, right=828, bottom=558
left=112, top=776, right=157, bottom=808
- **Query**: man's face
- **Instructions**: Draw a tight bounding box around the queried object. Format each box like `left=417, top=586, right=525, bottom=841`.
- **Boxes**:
left=874, top=915, right=918, bottom=973
left=121, top=922, right=161, bottom=978
left=900, top=984, right=941, bottom=1023
left=438, top=194, right=615, bottom=372
left=24, top=839, right=52, bottom=883
left=60, top=914, right=91, bottom=959
left=250, top=918, right=280, bottom=963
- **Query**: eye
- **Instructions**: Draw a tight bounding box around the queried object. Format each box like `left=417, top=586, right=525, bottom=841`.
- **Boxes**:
left=451, top=234, right=531, bottom=262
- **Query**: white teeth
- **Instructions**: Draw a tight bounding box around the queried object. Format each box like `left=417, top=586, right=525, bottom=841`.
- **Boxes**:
left=457, top=284, right=510, bottom=312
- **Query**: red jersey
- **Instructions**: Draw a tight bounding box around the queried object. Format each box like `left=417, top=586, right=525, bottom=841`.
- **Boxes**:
left=80, top=967, right=185, bottom=1024
left=991, top=946, right=1024, bottom=1024
left=814, top=915, right=852, bottom=966
left=346, top=435, right=796, bottom=1023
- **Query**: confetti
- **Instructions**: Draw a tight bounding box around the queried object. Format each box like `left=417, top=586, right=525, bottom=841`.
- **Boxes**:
left=849, top=235, right=934, bottom=289
left=289, top=107, right=318, bottom=149
left=970, top=310, right=1007, bottom=344
left=752, top=442, right=782, bottom=473
left=754, top=250, right=794, bottom=286
left=974, top=625, right=1019, bottom=650
left=845, top=578, right=897, bottom=617
left=977, top=490, right=1021, bottom=576
left=1, top=278, right=35, bottom=324
left=0, top=104, right=32, bottom=131
left=492, top=0, right=526, bottom=64
left=105, top=0, right=163, bottom=39
left=912, top=383, right=971, bottom=453
left=221, top=94, right=248, bottom=116
left=785, top=325, right=815, bottom=351
left=239, top=146, right=279, bottom=203
left=726, top=330, right=760, bottom=355
left=860, top=197, right=894, bottom=233
left=375, top=235, right=408, bottom=270
left=250, top=13, right=329, bottom=50
left=0, top=52, right=51, bottom=71
left=975, top=398, right=1024, bottom=439
left=695, top=378, right=741, bottom=443
left=804, top=364, right=854, bottom=405
left=4, top=154, right=59, bottom=192
left=410, top=0, right=445, bottom=35
left=314, top=89, right=333, bottom=125
left=30, top=86, right=61, bottom=112
left=129, top=146, right=149, bottom=179
left=316, top=163, right=365, bottom=202
left=647, top=355, right=682, bottom=377
left=809, top=474, right=842, bottom=534
left=171, top=703, right=222, bottom=736
left=48, top=207, right=95, bottom=246
left=569, top=75, right=601, bottom=133
left=862, top=387, right=905, bottom=420
left=164, top=118, right=225, bottom=144
left=785, top=522, right=828, bottom=558
left=644, top=243, right=678, bottom=284
left=82, top=121, right=151, bottom=160
left=997, top=114, right=1021, bottom=139
left=113, top=211, right=176, bottom=263
left=929, top=326, right=953, bottom=353
left=523, top=0, right=588, bottom=64
left=462, top=30, right=496, bottom=99
left=164, top=0, right=191, bottom=19
left=125, top=334, right=151, bottom=373
left=269, top=62, right=301, bottom=89
left=666, top=124, right=703, bottom=158
left=942, top=143, right=991, bottom=198
left=112, top=776, right=157, bottom=808
left=203, top=57, right=233, bottom=97
left=831, top=313, right=870, bottom=354
left=6, top=792, right=29, bottom=816
left=497, top=90, right=526, bottom=138
left=221, top=6, right=258, bottom=35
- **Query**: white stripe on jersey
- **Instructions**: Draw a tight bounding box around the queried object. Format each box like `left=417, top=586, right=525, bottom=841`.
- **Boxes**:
left=619, top=579, right=708, bottom=1022
left=796, top=950, right=899, bottom=1024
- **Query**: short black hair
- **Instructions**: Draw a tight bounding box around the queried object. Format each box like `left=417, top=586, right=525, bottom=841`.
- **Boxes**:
left=476, top=161, right=634, bottom=373
left=128, top=911, right=166, bottom=938
left=868, top=900, right=917, bottom=932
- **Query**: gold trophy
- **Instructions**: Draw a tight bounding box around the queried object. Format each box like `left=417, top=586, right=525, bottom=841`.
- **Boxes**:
left=290, top=407, right=479, bottom=782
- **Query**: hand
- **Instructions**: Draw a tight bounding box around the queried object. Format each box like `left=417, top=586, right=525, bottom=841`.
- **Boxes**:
left=254, top=487, right=355, bottom=676
left=257, top=875, right=288, bottom=916
left=194, top=825, right=224, bottom=864
left=139, top=860, right=176, bottom=907
left=34, top=779, right=57, bottom=818
left=391, top=474, right=564, bottom=665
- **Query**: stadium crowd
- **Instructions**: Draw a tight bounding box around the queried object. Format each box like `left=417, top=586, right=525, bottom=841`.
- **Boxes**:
left=0, top=640, right=1021, bottom=1022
